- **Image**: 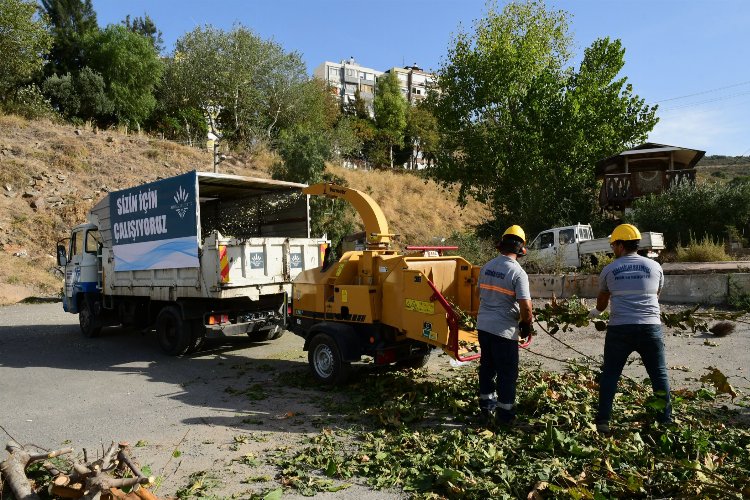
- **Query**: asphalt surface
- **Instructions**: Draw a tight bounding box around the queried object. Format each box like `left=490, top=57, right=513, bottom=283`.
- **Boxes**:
left=0, top=302, right=403, bottom=498
left=1, top=302, right=748, bottom=497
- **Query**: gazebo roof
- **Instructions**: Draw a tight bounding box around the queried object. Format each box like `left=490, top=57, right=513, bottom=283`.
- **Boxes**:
left=595, top=143, right=705, bottom=177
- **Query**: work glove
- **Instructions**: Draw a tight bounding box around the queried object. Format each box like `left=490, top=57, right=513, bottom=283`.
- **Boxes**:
left=588, top=308, right=602, bottom=319
left=519, top=321, right=534, bottom=339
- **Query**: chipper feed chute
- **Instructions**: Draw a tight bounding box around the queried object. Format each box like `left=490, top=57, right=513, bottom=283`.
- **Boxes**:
left=381, top=256, right=482, bottom=362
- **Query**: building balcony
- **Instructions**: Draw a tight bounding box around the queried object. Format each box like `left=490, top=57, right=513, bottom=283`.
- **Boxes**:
left=600, top=169, right=696, bottom=210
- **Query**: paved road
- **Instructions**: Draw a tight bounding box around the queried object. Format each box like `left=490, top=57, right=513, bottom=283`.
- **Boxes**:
left=1, top=302, right=747, bottom=497
left=0, top=302, right=402, bottom=498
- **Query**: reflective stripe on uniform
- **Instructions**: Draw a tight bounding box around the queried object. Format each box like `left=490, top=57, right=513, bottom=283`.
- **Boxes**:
left=497, top=402, right=513, bottom=411
left=610, top=289, right=659, bottom=296
left=479, top=392, right=497, bottom=400
left=480, top=283, right=516, bottom=297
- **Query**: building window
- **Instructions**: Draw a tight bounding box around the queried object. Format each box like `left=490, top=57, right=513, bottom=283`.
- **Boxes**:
left=328, top=67, right=340, bottom=80
left=346, top=68, right=357, bottom=77
left=360, top=84, right=373, bottom=94
left=345, top=83, right=357, bottom=94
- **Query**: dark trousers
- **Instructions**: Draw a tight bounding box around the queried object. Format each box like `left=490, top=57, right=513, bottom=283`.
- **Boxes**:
left=478, top=330, right=518, bottom=419
left=597, top=324, right=672, bottom=424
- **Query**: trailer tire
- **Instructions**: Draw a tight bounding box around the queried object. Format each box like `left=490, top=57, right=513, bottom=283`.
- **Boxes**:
left=156, top=306, right=191, bottom=356
left=308, top=333, right=350, bottom=385
left=396, top=352, right=431, bottom=369
left=79, top=297, right=102, bottom=338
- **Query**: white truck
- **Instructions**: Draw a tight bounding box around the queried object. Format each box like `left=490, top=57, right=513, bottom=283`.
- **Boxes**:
left=526, top=223, right=665, bottom=268
left=57, top=171, right=327, bottom=355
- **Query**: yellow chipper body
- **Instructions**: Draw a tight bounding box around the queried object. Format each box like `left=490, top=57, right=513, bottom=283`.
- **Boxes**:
left=290, top=183, right=482, bottom=384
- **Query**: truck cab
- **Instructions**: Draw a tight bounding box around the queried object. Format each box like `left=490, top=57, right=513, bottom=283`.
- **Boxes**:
left=58, top=223, right=101, bottom=314
left=527, top=224, right=594, bottom=268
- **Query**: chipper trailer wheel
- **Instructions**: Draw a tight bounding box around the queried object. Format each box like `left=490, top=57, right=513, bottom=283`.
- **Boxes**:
left=396, top=352, right=431, bottom=370
left=308, top=333, right=351, bottom=385
left=156, top=306, right=192, bottom=356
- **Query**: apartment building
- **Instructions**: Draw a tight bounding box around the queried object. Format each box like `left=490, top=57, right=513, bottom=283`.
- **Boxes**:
left=384, top=64, right=435, bottom=104
left=313, top=58, right=382, bottom=114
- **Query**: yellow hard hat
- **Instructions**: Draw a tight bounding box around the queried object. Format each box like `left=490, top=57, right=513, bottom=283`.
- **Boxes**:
left=502, top=225, right=526, bottom=244
left=610, top=223, right=641, bottom=243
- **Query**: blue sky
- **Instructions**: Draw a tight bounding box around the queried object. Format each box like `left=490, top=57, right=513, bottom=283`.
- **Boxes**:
left=91, top=0, right=750, bottom=156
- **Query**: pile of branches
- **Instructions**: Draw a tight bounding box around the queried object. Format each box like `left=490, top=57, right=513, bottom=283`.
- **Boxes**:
left=0, top=440, right=159, bottom=500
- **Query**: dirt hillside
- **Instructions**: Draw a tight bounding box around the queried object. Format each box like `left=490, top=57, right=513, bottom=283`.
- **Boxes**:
left=0, top=115, right=489, bottom=304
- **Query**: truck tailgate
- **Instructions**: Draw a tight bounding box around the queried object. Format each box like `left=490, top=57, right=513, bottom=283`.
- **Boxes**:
left=203, top=234, right=325, bottom=288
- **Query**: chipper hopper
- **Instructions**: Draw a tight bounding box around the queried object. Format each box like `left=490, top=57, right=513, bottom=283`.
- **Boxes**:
left=290, top=183, right=482, bottom=384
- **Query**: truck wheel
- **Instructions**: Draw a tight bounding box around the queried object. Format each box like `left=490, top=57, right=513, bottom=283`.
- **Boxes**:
left=156, top=306, right=191, bottom=356
left=79, top=298, right=102, bottom=338
left=396, top=352, right=431, bottom=370
left=308, top=333, right=350, bottom=385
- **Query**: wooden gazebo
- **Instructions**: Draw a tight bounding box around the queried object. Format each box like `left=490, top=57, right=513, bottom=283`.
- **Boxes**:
left=596, top=143, right=704, bottom=211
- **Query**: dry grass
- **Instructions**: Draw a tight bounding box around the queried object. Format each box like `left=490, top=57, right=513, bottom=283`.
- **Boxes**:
left=329, top=164, right=490, bottom=247
left=0, top=113, right=490, bottom=302
left=676, top=234, right=731, bottom=262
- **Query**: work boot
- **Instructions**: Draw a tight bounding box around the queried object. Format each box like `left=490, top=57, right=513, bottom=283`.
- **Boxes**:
left=595, top=421, right=611, bottom=435
left=495, top=409, right=516, bottom=428
left=475, top=408, right=494, bottom=428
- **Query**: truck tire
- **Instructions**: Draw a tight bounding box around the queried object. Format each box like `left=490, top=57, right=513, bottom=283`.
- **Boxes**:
left=156, top=306, right=191, bottom=356
left=79, top=297, right=102, bottom=338
left=396, top=352, right=431, bottom=370
left=308, top=333, right=350, bottom=385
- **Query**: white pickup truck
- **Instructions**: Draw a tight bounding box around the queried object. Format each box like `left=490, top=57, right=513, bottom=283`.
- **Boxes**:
left=526, top=224, right=665, bottom=268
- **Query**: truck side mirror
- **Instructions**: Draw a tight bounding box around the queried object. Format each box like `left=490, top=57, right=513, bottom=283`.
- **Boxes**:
left=57, top=245, right=68, bottom=266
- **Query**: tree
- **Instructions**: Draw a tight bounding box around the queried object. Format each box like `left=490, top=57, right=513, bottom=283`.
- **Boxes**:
left=168, top=25, right=316, bottom=148
left=404, top=104, right=439, bottom=169
left=40, top=0, right=97, bottom=76
left=0, top=0, right=52, bottom=107
left=122, top=14, right=163, bottom=53
left=270, top=125, right=331, bottom=184
left=42, top=66, right=111, bottom=120
left=86, top=25, right=163, bottom=127
left=373, top=71, right=407, bottom=168
left=428, top=0, right=657, bottom=236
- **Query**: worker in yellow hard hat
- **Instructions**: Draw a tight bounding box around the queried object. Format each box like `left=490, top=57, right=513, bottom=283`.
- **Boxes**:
left=589, top=223, right=671, bottom=434
left=475, top=224, right=532, bottom=427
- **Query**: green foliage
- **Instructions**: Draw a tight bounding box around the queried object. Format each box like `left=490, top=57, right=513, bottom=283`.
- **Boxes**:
left=40, top=0, right=98, bottom=76
left=428, top=0, right=657, bottom=238
left=373, top=71, right=407, bottom=168
left=401, top=103, right=439, bottom=169
left=728, top=275, right=750, bottom=312
left=85, top=24, right=163, bottom=126
left=676, top=233, right=731, bottom=262
left=627, top=182, right=750, bottom=249
left=0, top=0, right=52, bottom=108
left=1, top=83, right=54, bottom=118
left=122, top=13, right=163, bottom=53
left=273, top=365, right=750, bottom=499
left=42, top=66, right=111, bottom=120
left=169, top=25, right=314, bottom=147
left=271, top=125, right=331, bottom=184
left=444, top=230, right=497, bottom=266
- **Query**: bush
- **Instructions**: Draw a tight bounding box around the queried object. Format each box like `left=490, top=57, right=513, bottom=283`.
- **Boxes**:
left=676, top=234, right=731, bottom=262
left=443, top=231, right=496, bottom=266
left=627, top=182, right=750, bottom=249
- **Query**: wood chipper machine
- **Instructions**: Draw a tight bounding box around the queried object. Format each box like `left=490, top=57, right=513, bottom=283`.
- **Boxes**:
left=290, top=183, right=483, bottom=384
